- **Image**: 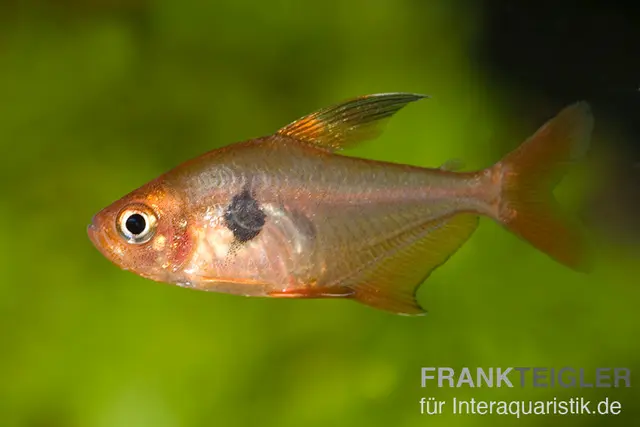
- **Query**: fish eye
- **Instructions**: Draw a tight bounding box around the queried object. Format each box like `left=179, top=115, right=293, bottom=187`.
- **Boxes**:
left=117, top=204, right=157, bottom=244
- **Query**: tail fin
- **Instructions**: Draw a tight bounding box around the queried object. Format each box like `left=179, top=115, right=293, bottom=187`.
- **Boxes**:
left=495, top=102, right=594, bottom=272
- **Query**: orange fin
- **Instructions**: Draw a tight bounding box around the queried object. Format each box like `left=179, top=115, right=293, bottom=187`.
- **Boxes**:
left=345, top=213, right=479, bottom=316
left=276, top=93, right=428, bottom=151
left=496, top=102, right=594, bottom=272
left=268, top=287, right=354, bottom=299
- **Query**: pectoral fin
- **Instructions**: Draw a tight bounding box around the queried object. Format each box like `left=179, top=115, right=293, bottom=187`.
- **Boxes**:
left=276, top=93, right=428, bottom=151
left=346, top=213, right=479, bottom=316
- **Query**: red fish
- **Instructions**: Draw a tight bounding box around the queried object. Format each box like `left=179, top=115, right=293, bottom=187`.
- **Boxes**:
left=87, top=93, right=593, bottom=315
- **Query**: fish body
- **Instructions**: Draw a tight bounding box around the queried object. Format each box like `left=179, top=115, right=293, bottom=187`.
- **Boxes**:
left=88, top=93, right=594, bottom=315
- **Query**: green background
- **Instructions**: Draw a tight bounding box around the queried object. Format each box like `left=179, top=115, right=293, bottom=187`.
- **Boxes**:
left=1, top=1, right=638, bottom=426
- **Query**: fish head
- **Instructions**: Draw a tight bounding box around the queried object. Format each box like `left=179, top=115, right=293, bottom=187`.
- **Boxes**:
left=87, top=179, right=195, bottom=283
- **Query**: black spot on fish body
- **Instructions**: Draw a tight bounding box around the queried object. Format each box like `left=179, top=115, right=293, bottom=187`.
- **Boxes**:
left=223, top=188, right=267, bottom=243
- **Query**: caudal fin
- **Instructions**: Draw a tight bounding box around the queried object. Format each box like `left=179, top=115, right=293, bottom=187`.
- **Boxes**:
left=495, top=102, right=594, bottom=272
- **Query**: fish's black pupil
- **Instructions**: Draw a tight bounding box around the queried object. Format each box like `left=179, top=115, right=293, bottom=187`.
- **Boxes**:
left=125, top=214, right=146, bottom=235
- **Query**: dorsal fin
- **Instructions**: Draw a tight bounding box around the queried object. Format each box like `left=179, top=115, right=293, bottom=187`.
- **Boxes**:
left=440, top=158, right=465, bottom=171
left=276, top=93, right=429, bottom=151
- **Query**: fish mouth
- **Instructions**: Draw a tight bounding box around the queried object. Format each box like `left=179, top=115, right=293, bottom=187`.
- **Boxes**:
left=87, top=216, right=116, bottom=261
left=87, top=220, right=100, bottom=249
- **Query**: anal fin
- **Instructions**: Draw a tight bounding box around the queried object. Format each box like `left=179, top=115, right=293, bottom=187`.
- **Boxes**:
left=268, top=286, right=354, bottom=299
left=347, top=213, right=479, bottom=316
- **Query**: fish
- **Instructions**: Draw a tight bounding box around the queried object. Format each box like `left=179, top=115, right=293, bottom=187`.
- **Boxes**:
left=87, top=93, right=594, bottom=316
